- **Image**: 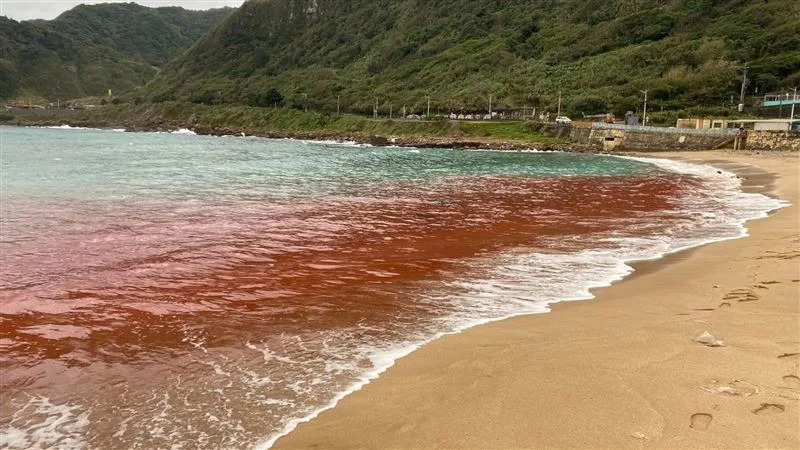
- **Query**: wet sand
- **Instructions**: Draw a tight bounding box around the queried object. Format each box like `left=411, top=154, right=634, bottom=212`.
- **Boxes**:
left=275, top=150, right=800, bottom=449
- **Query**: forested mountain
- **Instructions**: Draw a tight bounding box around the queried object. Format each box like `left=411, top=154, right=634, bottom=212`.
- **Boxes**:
left=0, top=3, right=233, bottom=101
left=145, top=0, right=800, bottom=117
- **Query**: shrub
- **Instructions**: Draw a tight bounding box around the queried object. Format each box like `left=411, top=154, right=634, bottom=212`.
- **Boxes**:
left=189, top=90, right=218, bottom=105
left=245, top=88, right=284, bottom=107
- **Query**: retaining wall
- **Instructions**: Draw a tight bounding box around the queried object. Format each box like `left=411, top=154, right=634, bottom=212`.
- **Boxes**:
left=569, top=125, right=733, bottom=151
left=746, top=131, right=800, bottom=151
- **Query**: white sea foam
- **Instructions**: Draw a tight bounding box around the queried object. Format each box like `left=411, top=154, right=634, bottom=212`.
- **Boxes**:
left=41, top=125, right=127, bottom=133
left=170, top=128, right=197, bottom=135
left=254, top=343, right=418, bottom=450
left=255, top=155, right=788, bottom=449
left=300, top=139, right=372, bottom=148
left=44, top=124, right=90, bottom=130
left=619, top=155, right=788, bottom=250
left=0, top=397, right=90, bottom=450
left=465, top=148, right=552, bottom=153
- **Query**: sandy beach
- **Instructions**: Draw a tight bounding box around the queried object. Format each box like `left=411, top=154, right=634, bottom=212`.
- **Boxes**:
left=275, top=150, right=799, bottom=449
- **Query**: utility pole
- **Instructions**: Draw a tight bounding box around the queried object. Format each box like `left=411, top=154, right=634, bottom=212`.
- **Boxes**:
left=791, top=87, right=797, bottom=124
left=640, top=90, right=648, bottom=126
left=374, top=97, right=378, bottom=119
left=390, top=105, right=392, bottom=119
left=557, top=91, right=562, bottom=117
left=488, top=94, right=493, bottom=119
left=738, top=64, right=748, bottom=112
left=303, top=93, right=308, bottom=113
left=426, top=95, right=431, bottom=119
left=337, top=95, right=340, bottom=116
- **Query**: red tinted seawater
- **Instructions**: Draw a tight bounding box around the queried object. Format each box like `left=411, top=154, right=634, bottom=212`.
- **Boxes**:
left=1, top=173, right=691, bottom=448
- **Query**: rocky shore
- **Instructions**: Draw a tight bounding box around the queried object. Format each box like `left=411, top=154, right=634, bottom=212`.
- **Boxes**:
left=6, top=108, right=587, bottom=152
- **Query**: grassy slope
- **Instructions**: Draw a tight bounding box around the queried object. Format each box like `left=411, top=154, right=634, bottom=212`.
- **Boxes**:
left=144, top=0, right=800, bottom=122
left=4, top=103, right=565, bottom=146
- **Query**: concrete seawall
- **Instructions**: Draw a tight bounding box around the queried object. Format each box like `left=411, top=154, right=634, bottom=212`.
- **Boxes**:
left=570, top=124, right=799, bottom=152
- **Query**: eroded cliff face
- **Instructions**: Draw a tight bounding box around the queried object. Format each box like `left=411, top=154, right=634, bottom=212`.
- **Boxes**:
left=225, top=0, right=323, bottom=40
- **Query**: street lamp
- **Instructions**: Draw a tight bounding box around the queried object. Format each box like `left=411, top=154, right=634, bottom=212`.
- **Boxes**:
left=640, top=90, right=649, bottom=126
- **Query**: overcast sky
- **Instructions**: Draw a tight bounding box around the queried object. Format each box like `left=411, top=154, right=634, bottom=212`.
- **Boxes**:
left=1, top=0, right=244, bottom=21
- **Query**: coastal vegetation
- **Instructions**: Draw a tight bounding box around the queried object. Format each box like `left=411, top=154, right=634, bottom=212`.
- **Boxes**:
left=141, top=0, right=800, bottom=118
left=10, top=102, right=566, bottom=146
left=0, top=3, right=233, bottom=101
left=2, top=0, right=798, bottom=129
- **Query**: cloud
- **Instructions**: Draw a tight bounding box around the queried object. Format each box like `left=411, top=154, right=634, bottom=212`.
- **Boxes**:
left=1, top=0, right=244, bottom=21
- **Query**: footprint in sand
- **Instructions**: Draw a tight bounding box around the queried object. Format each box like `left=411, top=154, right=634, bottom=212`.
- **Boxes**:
left=690, top=413, right=713, bottom=431
left=783, top=375, right=800, bottom=387
left=754, top=281, right=782, bottom=290
left=757, top=251, right=800, bottom=260
left=753, top=403, right=785, bottom=415
left=722, top=288, right=759, bottom=303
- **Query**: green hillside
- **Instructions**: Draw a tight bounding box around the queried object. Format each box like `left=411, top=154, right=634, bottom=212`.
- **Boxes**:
left=144, top=0, right=800, bottom=119
left=0, top=3, right=233, bottom=101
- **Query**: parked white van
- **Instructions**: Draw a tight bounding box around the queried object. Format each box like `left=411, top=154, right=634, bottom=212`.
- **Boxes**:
left=555, top=116, right=572, bottom=125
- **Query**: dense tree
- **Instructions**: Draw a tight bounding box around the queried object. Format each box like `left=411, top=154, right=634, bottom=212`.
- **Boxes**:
left=0, top=4, right=232, bottom=100
left=144, top=0, right=800, bottom=116
left=245, top=88, right=284, bottom=107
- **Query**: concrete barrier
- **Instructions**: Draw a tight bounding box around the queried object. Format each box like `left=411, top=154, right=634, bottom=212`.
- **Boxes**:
left=569, top=124, right=733, bottom=151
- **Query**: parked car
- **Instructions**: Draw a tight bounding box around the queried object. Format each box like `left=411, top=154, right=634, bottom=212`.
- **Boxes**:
left=555, top=116, right=572, bottom=125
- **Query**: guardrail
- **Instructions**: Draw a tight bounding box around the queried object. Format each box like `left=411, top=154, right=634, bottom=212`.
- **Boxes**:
left=592, top=123, right=738, bottom=137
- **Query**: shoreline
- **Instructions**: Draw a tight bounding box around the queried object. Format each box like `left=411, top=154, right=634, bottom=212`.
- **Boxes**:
left=274, top=150, right=799, bottom=449
left=3, top=111, right=580, bottom=152
left=4, top=125, right=796, bottom=447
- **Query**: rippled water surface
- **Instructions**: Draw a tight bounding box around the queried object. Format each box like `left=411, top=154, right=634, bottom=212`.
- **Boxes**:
left=0, top=126, right=783, bottom=448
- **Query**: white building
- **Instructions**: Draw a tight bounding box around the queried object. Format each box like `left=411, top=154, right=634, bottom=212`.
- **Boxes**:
left=678, top=118, right=799, bottom=132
